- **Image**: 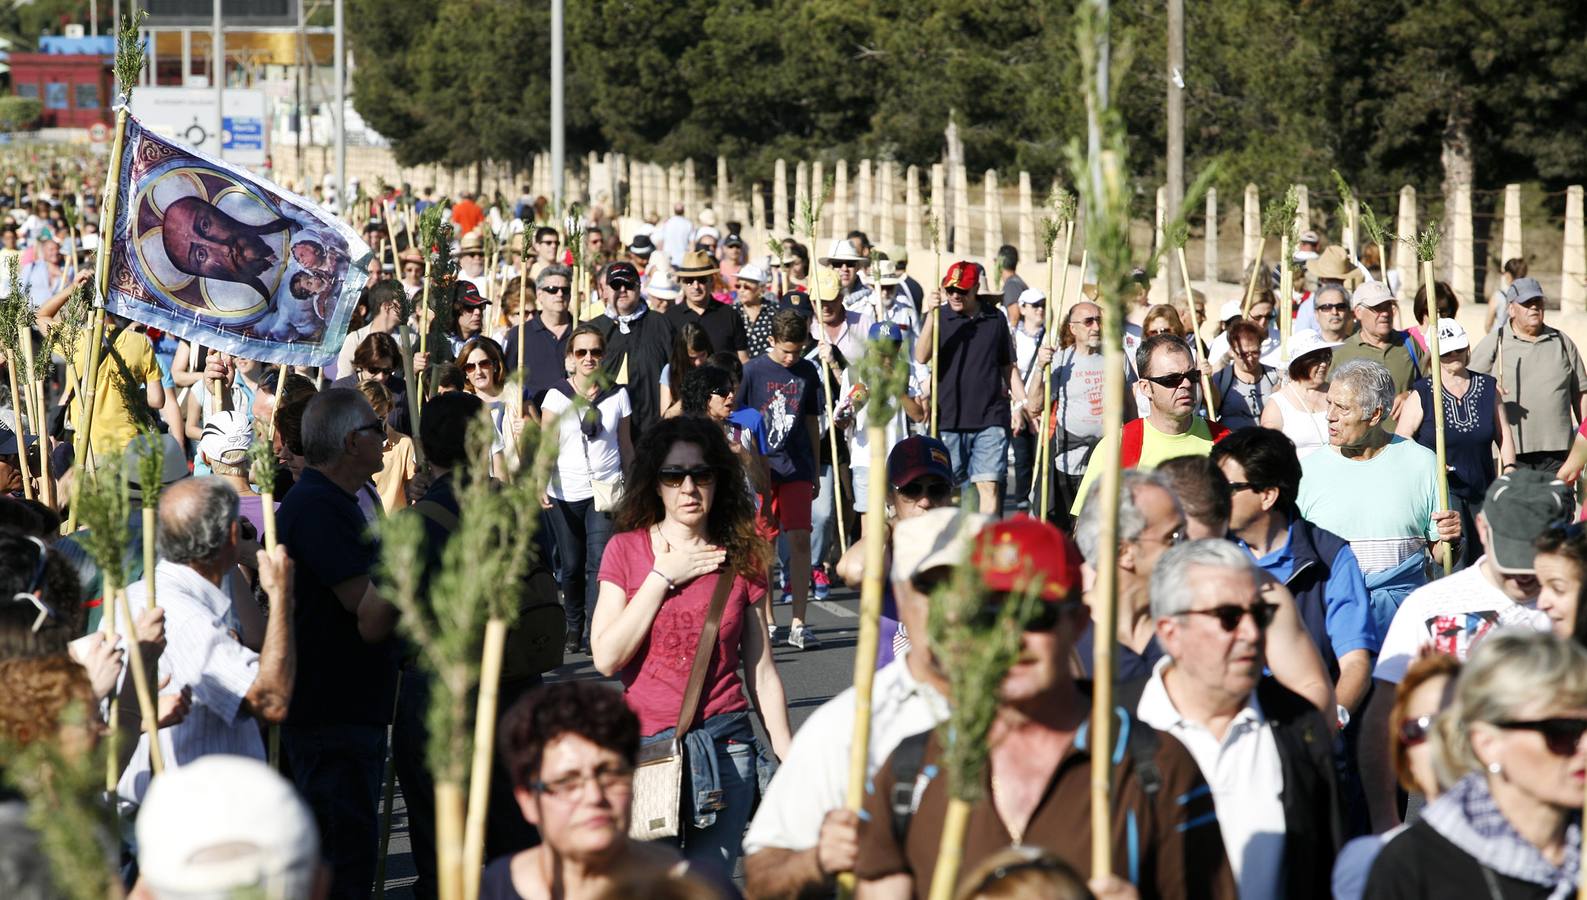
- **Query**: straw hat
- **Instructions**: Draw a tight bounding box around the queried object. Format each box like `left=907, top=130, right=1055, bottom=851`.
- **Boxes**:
left=1310, top=245, right=1357, bottom=283
left=458, top=232, right=484, bottom=254
left=875, top=258, right=903, bottom=286
left=675, top=250, right=719, bottom=278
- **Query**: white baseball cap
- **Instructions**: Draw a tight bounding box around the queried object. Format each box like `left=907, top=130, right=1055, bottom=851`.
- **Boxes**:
left=735, top=263, right=769, bottom=285
left=1435, top=318, right=1469, bottom=353
left=198, top=410, right=254, bottom=468
left=1017, top=288, right=1047, bottom=306
left=137, top=755, right=320, bottom=898
left=1285, top=329, right=1342, bottom=366
left=891, top=508, right=993, bottom=583
left=1218, top=300, right=1244, bottom=322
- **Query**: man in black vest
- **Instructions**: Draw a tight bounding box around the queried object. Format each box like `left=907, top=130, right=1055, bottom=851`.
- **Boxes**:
left=588, top=261, right=675, bottom=446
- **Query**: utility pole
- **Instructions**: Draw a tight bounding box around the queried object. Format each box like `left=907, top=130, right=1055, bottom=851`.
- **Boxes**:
left=334, top=0, right=346, bottom=217
left=213, top=0, right=224, bottom=160
left=550, top=0, right=565, bottom=216
left=1166, top=0, right=1185, bottom=302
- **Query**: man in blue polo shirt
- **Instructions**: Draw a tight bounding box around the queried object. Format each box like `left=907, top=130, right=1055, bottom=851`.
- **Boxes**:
left=914, top=261, right=1025, bottom=514
left=502, top=263, right=575, bottom=407
left=1210, top=427, right=1377, bottom=722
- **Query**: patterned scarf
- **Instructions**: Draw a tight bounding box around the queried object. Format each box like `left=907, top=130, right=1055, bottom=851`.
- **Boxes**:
left=612, top=302, right=647, bottom=335
left=1422, top=773, right=1581, bottom=899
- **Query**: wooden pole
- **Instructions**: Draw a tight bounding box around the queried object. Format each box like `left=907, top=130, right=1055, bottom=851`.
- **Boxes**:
left=115, top=584, right=165, bottom=775
left=462, top=618, right=508, bottom=900
left=1423, top=259, right=1453, bottom=576
left=1279, top=234, right=1292, bottom=363
left=5, top=352, right=35, bottom=501
left=436, top=781, right=466, bottom=900
left=837, top=419, right=891, bottom=896
left=1241, top=237, right=1265, bottom=317
left=1037, top=221, right=1076, bottom=521
left=926, top=800, right=973, bottom=900
left=142, top=506, right=157, bottom=609
left=1178, top=246, right=1217, bottom=421
left=929, top=245, right=942, bottom=438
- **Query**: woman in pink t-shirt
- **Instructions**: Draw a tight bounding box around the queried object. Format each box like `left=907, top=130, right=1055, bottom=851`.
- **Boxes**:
left=591, top=415, right=792, bottom=873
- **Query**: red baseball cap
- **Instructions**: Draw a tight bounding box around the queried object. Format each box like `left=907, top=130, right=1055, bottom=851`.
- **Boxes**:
left=941, top=261, right=983, bottom=292
left=971, top=515, right=1082, bottom=603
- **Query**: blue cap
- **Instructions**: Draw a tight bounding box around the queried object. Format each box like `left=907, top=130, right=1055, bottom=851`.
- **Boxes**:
left=868, top=321, right=904, bottom=343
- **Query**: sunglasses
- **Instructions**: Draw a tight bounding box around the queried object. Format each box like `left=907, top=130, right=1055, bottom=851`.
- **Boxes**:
left=1315, top=302, right=1349, bottom=313
left=1141, top=369, right=1199, bottom=389
left=359, top=366, right=393, bottom=378
left=1249, top=312, right=1275, bottom=322
left=463, top=359, right=496, bottom=372
left=944, top=287, right=969, bottom=297
left=1495, top=717, right=1587, bottom=756
left=572, top=347, right=604, bottom=359
left=1071, top=315, right=1101, bottom=327
left=540, top=284, right=568, bottom=295
left=1225, top=481, right=1265, bottom=494
left=659, top=465, right=718, bottom=488
left=709, top=387, right=734, bottom=399
left=1181, top=601, right=1279, bottom=632
left=681, top=276, right=711, bottom=286
left=1399, top=714, right=1435, bottom=748
left=461, top=251, right=483, bottom=258
left=972, top=599, right=1070, bottom=632
left=894, top=478, right=953, bottom=503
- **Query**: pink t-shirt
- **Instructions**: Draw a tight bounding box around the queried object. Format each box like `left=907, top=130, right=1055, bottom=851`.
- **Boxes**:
left=598, top=528, right=766, bottom=737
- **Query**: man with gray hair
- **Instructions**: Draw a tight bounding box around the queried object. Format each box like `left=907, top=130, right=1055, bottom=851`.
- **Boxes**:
left=1073, top=469, right=1183, bottom=680
left=1133, top=539, right=1341, bottom=900
left=277, top=387, right=400, bottom=899
left=114, top=477, right=296, bottom=807
left=502, top=263, right=574, bottom=406
left=1298, top=358, right=1460, bottom=641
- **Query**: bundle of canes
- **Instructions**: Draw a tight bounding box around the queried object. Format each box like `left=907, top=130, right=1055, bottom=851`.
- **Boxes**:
left=0, top=258, right=39, bottom=502
left=924, top=541, right=1045, bottom=900
left=375, top=415, right=550, bottom=900
left=66, top=11, right=144, bottom=534
left=1035, top=189, right=1077, bottom=522
left=78, top=448, right=165, bottom=787
left=1166, top=220, right=1217, bottom=422
left=565, top=205, right=590, bottom=321
left=134, top=426, right=166, bottom=611
left=925, top=207, right=944, bottom=438
left=800, top=186, right=848, bottom=552
left=837, top=338, right=914, bottom=897
left=1410, top=225, right=1454, bottom=576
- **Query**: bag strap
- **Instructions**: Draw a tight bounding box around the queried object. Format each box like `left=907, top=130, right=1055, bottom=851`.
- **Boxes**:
left=673, top=565, right=735, bottom=738
left=414, top=499, right=460, bottom=533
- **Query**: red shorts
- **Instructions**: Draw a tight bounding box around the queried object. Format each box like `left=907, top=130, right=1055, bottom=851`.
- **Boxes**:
left=767, top=480, right=814, bottom=533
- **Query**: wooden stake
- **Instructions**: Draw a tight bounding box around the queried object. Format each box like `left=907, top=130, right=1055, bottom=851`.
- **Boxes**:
left=5, top=352, right=35, bottom=501
left=462, top=618, right=508, bottom=900
left=142, top=506, right=157, bottom=610
left=1177, top=246, right=1217, bottom=421
left=1279, top=234, right=1292, bottom=364
left=436, top=781, right=466, bottom=900
left=926, top=799, right=973, bottom=900
left=1038, top=222, right=1077, bottom=521
left=1241, top=238, right=1265, bottom=317
left=1423, top=259, right=1453, bottom=576
left=115, top=584, right=165, bottom=775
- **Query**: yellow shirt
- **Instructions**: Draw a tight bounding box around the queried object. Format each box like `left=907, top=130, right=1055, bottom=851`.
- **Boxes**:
left=374, top=434, right=418, bottom=512
left=71, top=326, right=162, bottom=458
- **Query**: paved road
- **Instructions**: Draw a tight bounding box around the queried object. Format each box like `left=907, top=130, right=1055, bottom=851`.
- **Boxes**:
left=378, top=582, right=865, bottom=897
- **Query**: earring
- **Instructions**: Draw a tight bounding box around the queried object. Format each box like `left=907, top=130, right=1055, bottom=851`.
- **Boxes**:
left=1488, top=761, right=1503, bottom=776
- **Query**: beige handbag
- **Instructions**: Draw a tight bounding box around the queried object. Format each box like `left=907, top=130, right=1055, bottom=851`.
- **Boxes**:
left=629, top=568, right=733, bottom=841
left=579, top=427, right=623, bottom=513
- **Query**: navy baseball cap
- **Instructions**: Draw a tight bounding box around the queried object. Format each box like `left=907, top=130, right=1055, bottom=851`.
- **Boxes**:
left=869, top=321, right=904, bottom=343
left=453, top=282, right=489, bottom=308
left=888, top=436, right=953, bottom=488
left=780, top=290, right=814, bottom=319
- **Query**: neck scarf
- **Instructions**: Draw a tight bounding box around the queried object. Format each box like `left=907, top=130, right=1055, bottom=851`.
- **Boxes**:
left=1423, top=773, right=1581, bottom=899
left=612, top=302, right=647, bottom=334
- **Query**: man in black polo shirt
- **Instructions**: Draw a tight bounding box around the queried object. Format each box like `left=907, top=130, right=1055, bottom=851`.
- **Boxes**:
left=668, top=249, right=750, bottom=362
left=915, top=261, right=1025, bottom=514
left=276, top=387, right=400, bottom=900
left=502, top=263, right=575, bottom=407
left=590, top=261, right=676, bottom=446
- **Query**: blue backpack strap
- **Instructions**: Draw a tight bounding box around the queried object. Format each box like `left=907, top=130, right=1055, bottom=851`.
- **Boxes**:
left=1401, top=331, right=1421, bottom=373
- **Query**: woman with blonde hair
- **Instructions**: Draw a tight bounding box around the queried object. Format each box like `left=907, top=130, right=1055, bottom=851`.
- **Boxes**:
left=1365, top=631, right=1587, bottom=898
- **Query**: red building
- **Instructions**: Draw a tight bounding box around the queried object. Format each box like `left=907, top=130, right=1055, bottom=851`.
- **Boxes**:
left=8, top=36, right=115, bottom=129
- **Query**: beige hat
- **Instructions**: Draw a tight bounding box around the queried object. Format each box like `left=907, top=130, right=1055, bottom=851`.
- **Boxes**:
left=458, top=232, right=484, bottom=254
left=891, top=508, right=994, bottom=583
left=1310, top=244, right=1356, bottom=281
left=675, top=249, right=719, bottom=279
left=819, top=238, right=870, bottom=267
left=875, top=258, right=903, bottom=286
left=1351, top=280, right=1395, bottom=309
left=647, top=273, right=681, bottom=301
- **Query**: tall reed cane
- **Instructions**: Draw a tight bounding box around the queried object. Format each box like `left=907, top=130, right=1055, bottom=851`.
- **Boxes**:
left=927, top=210, right=943, bottom=438
left=1037, top=217, right=1076, bottom=521
left=0, top=276, right=39, bottom=501
left=1177, top=245, right=1217, bottom=421
left=1279, top=234, right=1292, bottom=367
left=802, top=192, right=848, bottom=552
left=1241, top=238, right=1266, bottom=317
left=1413, top=228, right=1453, bottom=576
left=3, top=351, right=35, bottom=501
left=252, top=365, right=288, bottom=769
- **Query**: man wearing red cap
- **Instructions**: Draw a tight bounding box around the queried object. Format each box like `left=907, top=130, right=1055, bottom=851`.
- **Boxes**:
left=856, top=516, right=1235, bottom=899
left=915, top=261, right=1027, bottom=514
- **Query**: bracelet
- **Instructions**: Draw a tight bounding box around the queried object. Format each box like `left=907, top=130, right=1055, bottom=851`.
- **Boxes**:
left=650, top=568, right=676, bottom=592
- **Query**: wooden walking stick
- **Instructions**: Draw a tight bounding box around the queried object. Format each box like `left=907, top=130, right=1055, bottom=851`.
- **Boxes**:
left=135, top=427, right=165, bottom=611
left=1170, top=226, right=1218, bottom=422
left=1413, top=228, right=1454, bottom=576
left=251, top=365, right=288, bottom=770
left=1241, top=238, right=1266, bottom=318
left=838, top=341, right=914, bottom=898
left=0, top=271, right=37, bottom=502
left=517, top=216, right=531, bottom=374
left=1037, top=204, right=1077, bottom=522
left=927, top=208, right=943, bottom=438
left=801, top=192, right=849, bottom=553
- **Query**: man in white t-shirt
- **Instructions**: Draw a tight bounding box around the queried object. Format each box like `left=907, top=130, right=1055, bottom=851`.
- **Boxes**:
left=1359, top=468, right=1573, bottom=832
left=841, top=321, right=927, bottom=514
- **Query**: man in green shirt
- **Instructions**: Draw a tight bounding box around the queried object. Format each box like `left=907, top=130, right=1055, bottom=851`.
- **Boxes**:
left=1328, top=281, right=1423, bottom=425
left=1469, top=277, right=1587, bottom=472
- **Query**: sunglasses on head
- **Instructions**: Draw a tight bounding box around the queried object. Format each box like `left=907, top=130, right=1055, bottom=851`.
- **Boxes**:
left=1495, top=717, right=1587, bottom=756
left=1142, top=369, right=1199, bottom=389
left=1399, top=714, right=1435, bottom=747
left=1181, top=601, right=1279, bottom=632
left=894, top=478, right=952, bottom=503
left=658, top=465, right=718, bottom=488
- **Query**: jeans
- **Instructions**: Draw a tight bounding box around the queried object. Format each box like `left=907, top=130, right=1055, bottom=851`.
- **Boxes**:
left=1009, top=427, right=1037, bottom=511
left=641, top=711, right=768, bottom=878
left=544, top=496, right=615, bottom=644
left=852, top=466, right=872, bottom=514
left=281, top=723, right=386, bottom=900
left=810, top=463, right=835, bottom=569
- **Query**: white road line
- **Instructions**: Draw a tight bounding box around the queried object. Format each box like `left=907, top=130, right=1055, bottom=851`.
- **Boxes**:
left=813, top=600, right=857, bottom=619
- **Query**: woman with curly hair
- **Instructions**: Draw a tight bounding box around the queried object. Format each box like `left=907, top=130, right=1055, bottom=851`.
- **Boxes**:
left=590, top=415, right=790, bottom=875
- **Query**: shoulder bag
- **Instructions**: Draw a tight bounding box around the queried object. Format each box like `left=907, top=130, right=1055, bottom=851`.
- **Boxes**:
left=629, top=565, right=734, bottom=841
left=579, top=410, right=624, bottom=512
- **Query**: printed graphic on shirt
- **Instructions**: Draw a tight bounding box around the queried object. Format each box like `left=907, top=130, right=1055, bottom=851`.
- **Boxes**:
left=761, top=381, right=799, bottom=451
left=1427, top=610, right=1501, bottom=659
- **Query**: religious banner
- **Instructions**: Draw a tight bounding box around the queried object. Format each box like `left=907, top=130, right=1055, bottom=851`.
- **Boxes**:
left=103, top=115, right=371, bottom=365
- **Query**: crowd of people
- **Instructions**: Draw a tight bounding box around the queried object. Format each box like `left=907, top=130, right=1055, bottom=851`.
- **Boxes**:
left=4, top=170, right=1587, bottom=900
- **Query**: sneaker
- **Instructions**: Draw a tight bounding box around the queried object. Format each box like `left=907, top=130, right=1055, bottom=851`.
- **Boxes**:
left=811, top=567, right=831, bottom=600
left=767, top=623, right=781, bottom=645
left=789, top=624, right=822, bottom=650
left=564, top=636, right=582, bottom=655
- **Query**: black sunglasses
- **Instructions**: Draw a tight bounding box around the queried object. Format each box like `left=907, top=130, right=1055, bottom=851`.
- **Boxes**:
left=894, top=478, right=952, bottom=503
left=709, top=387, right=734, bottom=399
left=1141, top=369, right=1199, bottom=389
left=1495, top=718, right=1587, bottom=756
left=1314, top=302, right=1349, bottom=313
left=659, top=465, right=718, bottom=488
left=1399, top=715, right=1435, bottom=748
left=1225, top=481, right=1265, bottom=494
left=973, top=599, right=1069, bottom=633
left=1181, top=601, right=1279, bottom=632
left=1071, top=315, right=1101, bottom=327
left=540, top=284, right=568, bottom=295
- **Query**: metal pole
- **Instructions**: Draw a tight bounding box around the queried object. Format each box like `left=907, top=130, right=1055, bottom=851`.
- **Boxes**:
left=1166, top=0, right=1184, bottom=302
left=92, top=0, right=99, bottom=37
left=550, top=0, right=565, bottom=215
left=334, top=0, right=346, bottom=216
left=213, top=0, right=224, bottom=158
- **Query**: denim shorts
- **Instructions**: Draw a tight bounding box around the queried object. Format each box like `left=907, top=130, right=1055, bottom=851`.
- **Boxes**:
left=941, top=426, right=1010, bottom=483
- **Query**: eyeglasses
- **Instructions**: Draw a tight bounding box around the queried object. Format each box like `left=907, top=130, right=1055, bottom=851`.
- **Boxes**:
left=1399, top=715, right=1435, bottom=748
left=1494, top=717, right=1587, bottom=756
left=659, top=465, right=718, bottom=488
left=530, top=765, right=635, bottom=799
left=834, top=261, right=859, bottom=270
left=1315, top=303, right=1349, bottom=313
left=894, top=478, right=953, bottom=503
left=572, top=347, right=604, bottom=359
left=1181, top=601, right=1279, bottom=632
left=539, top=284, right=568, bottom=295
left=1071, top=316, right=1101, bottom=327
left=1141, top=369, right=1199, bottom=389
left=463, top=359, right=496, bottom=372
left=353, top=420, right=386, bottom=437
left=1249, top=312, right=1275, bottom=322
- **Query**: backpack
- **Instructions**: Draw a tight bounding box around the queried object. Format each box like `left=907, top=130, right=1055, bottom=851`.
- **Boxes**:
left=412, top=499, right=565, bottom=680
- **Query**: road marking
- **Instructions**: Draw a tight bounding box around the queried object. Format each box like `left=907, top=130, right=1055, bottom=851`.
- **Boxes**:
left=814, top=600, right=857, bottom=619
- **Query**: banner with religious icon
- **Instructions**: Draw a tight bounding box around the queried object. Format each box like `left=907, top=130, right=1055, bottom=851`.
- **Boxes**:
left=103, top=115, right=371, bottom=365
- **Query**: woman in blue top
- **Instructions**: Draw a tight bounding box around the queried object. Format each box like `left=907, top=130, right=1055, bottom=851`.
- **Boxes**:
left=1395, top=318, right=1516, bottom=570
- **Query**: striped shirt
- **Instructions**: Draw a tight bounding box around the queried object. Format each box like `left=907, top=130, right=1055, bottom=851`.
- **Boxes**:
left=109, top=560, right=263, bottom=807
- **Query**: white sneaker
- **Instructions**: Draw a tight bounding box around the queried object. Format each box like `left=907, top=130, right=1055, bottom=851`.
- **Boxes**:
left=789, top=624, right=821, bottom=650
left=767, top=624, right=781, bottom=645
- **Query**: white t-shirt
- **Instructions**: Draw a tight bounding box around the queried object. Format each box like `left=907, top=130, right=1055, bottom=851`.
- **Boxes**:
left=541, top=386, right=631, bottom=502
left=1373, top=557, right=1549, bottom=684
left=844, top=362, right=927, bottom=470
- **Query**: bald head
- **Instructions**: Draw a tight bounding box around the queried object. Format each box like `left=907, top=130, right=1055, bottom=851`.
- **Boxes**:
left=157, top=477, right=240, bottom=567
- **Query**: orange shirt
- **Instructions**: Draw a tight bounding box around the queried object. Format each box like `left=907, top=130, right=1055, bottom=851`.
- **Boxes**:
left=451, top=199, right=484, bottom=236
